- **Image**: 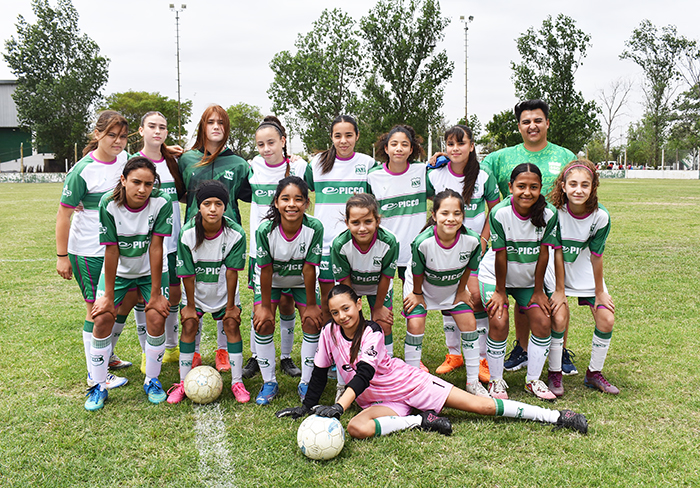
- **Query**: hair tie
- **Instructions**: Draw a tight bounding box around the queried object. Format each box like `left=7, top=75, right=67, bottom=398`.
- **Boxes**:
left=564, top=164, right=594, bottom=177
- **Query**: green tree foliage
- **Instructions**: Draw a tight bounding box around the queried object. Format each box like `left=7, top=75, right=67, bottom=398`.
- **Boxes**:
left=625, top=118, right=654, bottom=166
left=358, top=0, right=453, bottom=155
left=620, top=20, right=689, bottom=166
left=268, top=8, right=365, bottom=152
left=226, top=102, right=263, bottom=160
left=583, top=132, right=606, bottom=164
left=478, top=109, right=521, bottom=154
left=100, top=91, right=192, bottom=149
left=511, top=14, right=600, bottom=154
left=3, top=0, right=109, bottom=164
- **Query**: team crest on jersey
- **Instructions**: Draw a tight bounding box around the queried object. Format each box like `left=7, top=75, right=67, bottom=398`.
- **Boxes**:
left=166, top=216, right=173, bottom=226
left=548, top=161, right=561, bottom=174
left=176, top=258, right=184, bottom=268
left=223, top=170, right=234, bottom=180
left=411, top=177, right=421, bottom=188
left=62, top=187, right=72, bottom=197
left=312, top=244, right=322, bottom=255
left=373, top=256, right=382, bottom=267
left=257, top=248, right=268, bottom=258
left=299, top=241, right=306, bottom=254
left=222, top=244, right=227, bottom=256
left=363, top=345, right=378, bottom=358
left=148, top=214, right=155, bottom=227
left=354, top=164, right=366, bottom=175
left=459, top=251, right=469, bottom=262
left=98, top=223, right=108, bottom=235
left=320, top=260, right=329, bottom=271
left=332, top=264, right=343, bottom=275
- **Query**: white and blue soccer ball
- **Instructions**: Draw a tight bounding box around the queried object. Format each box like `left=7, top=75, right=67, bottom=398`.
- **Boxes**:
left=297, top=415, right=345, bottom=460
left=184, top=366, right=223, bottom=404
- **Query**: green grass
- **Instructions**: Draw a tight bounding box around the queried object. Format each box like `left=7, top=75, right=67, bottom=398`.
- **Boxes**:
left=0, top=180, right=699, bottom=487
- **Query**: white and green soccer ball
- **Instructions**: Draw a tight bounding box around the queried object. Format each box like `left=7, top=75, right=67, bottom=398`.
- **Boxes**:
left=184, top=366, right=223, bottom=404
left=297, top=415, right=345, bottom=460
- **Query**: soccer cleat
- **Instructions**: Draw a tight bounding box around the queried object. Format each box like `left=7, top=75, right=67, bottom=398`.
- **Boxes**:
left=435, top=354, right=464, bottom=375
left=327, top=364, right=337, bottom=380
left=163, top=346, right=180, bottom=364
left=419, top=410, right=452, bottom=436
left=231, top=382, right=251, bottom=403
left=108, top=353, right=132, bottom=370
left=192, top=352, right=202, bottom=368
left=465, top=381, right=491, bottom=398
left=255, top=381, right=279, bottom=405
left=144, top=378, right=167, bottom=404
left=547, top=371, right=565, bottom=397
left=504, top=340, right=528, bottom=371
left=488, top=378, right=509, bottom=400
left=166, top=381, right=187, bottom=404
left=562, top=348, right=578, bottom=375
left=215, top=349, right=231, bottom=372
left=335, top=385, right=346, bottom=403
left=478, top=358, right=490, bottom=383
left=298, top=381, right=308, bottom=401
left=140, top=353, right=146, bottom=374
left=419, top=361, right=429, bottom=373
left=525, top=379, right=557, bottom=401
left=584, top=369, right=620, bottom=395
left=87, top=372, right=128, bottom=390
left=280, top=358, right=302, bottom=377
left=554, top=409, right=588, bottom=434
left=84, top=385, right=108, bottom=411
left=242, top=357, right=260, bottom=379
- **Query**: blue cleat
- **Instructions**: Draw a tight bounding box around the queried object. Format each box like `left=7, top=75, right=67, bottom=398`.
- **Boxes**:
left=504, top=340, right=528, bottom=371
left=144, top=378, right=167, bottom=404
left=562, top=348, right=578, bottom=375
left=85, top=385, right=108, bottom=411
left=298, top=381, right=308, bottom=401
left=255, top=381, right=279, bottom=405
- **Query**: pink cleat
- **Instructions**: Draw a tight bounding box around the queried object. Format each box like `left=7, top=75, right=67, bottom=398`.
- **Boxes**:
left=231, top=382, right=251, bottom=403
left=166, top=381, right=187, bottom=404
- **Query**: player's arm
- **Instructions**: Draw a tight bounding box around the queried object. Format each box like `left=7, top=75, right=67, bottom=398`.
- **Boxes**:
left=55, top=205, right=74, bottom=279
left=591, top=253, right=614, bottom=312
left=403, top=272, right=426, bottom=313
left=301, top=262, right=322, bottom=330
left=486, top=249, right=508, bottom=319
left=371, top=274, right=393, bottom=327
left=529, top=244, right=552, bottom=317
left=180, top=276, right=198, bottom=326
left=479, top=199, right=499, bottom=255
left=91, top=245, right=118, bottom=319
left=549, top=248, right=567, bottom=314
left=145, top=235, right=169, bottom=317
left=224, top=268, right=241, bottom=325
left=453, top=268, right=473, bottom=308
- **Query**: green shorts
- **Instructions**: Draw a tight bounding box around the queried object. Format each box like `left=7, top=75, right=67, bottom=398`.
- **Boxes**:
left=69, top=254, right=103, bottom=303
left=478, top=282, right=551, bottom=311
left=96, top=273, right=168, bottom=307
left=167, top=252, right=180, bottom=286
left=253, top=283, right=321, bottom=308
left=318, top=254, right=335, bottom=283
left=365, top=288, right=394, bottom=310
left=247, top=256, right=256, bottom=290
left=402, top=301, right=472, bottom=319
left=180, top=304, right=240, bottom=321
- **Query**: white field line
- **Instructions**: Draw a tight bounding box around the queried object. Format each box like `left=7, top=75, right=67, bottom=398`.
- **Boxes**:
left=0, top=258, right=53, bottom=262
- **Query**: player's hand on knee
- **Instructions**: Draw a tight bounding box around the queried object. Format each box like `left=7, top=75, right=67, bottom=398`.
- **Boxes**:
left=312, top=403, right=344, bottom=419
left=91, top=297, right=116, bottom=320
left=224, top=305, right=241, bottom=326
left=275, top=404, right=311, bottom=419
left=146, top=294, right=170, bottom=317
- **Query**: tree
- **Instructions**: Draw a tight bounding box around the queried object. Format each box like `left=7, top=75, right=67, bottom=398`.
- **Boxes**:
left=620, top=20, right=689, bottom=166
left=268, top=8, right=365, bottom=152
left=582, top=132, right=606, bottom=163
left=511, top=14, right=600, bottom=153
left=226, top=102, right=263, bottom=160
left=358, top=0, right=453, bottom=155
left=598, top=79, right=633, bottom=163
left=3, top=0, right=109, bottom=164
left=478, top=109, right=521, bottom=154
left=625, top=118, right=654, bottom=166
left=100, top=91, right=192, bottom=149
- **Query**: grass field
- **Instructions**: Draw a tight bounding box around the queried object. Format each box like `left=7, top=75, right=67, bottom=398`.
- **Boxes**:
left=0, top=179, right=699, bottom=487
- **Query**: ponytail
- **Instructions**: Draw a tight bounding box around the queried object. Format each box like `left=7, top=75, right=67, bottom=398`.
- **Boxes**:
left=444, top=125, right=479, bottom=204
left=84, top=110, right=128, bottom=157
left=327, top=284, right=368, bottom=364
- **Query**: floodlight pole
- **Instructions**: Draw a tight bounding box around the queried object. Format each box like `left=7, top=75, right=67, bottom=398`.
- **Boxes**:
left=460, top=15, right=473, bottom=124
left=170, top=4, right=186, bottom=143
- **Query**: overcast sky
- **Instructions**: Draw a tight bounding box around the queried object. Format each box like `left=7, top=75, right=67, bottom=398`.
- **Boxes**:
left=1, top=0, right=698, bottom=152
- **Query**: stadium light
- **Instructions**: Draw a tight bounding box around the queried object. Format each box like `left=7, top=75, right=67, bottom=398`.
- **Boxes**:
left=460, top=15, right=474, bottom=123
left=170, top=4, right=187, bottom=143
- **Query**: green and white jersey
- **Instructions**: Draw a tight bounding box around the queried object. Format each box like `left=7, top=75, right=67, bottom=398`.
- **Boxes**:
left=544, top=204, right=611, bottom=296
left=179, top=148, right=252, bottom=224
left=479, top=196, right=559, bottom=288
left=330, top=226, right=398, bottom=296
left=133, top=151, right=182, bottom=256
left=426, top=162, right=500, bottom=234
left=60, top=151, right=129, bottom=257
left=249, top=155, right=308, bottom=255
left=255, top=214, right=324, bottom=289
left=177, top=216, right=246, bottom=313
left=98, top=188, right=173, bottom=279
left=367, top=161, right=429, bottom=267
left=404, top=226, right=481, bottom=310
left=481, top=142, right=576, bottom=198
left=304, top=152, right=375, bottom=255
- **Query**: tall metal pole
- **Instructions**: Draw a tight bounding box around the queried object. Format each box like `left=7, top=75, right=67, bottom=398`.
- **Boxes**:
left=460, top=16, right=473, bottom=124
left=170, top=4, right=186, bottom=144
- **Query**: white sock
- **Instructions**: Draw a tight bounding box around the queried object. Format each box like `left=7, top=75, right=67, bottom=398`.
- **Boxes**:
left=216, top=319, right=227, bottom=351
left=301, top=332, right=320, bottom=383
left=179, top=340, right=195, bottom=382
left=83, top=321, right=93, bottom=374
left=90, top=334, right=112, bottom=387
left=475, top=313, right=488, bottom=359
left=255, top=332, right=276, bottom=383
left=404, top=332, right=423, bottom=368
left=548, top=331, right=565, bottom=372
left=461, top=330, right=480, bottom=384
left=442, top=314, right=461, bottom=356
left=228, top=341, right=243, bottom=384
left=589, top=328, right=612, bottom=372
left=494, top=398, right=560, bottom=424
left=111, top=316, right=126, bottom=354
left=145, top=332, right=165, bottom=382
left=280, top=313, right=295, bottom=359
left=374, top=415, right=422, bottom=436
left=526, top=334, right=551, bottom=383
left=195, top=318, right=202, bottom=354
left=249, top=318, right=257, bottom=357
left=165, top=305, right=179, bottom=349
left=135, top=303, right=147, bottom=352
left=384, top=333, right=394, bottom=357
left=487, top=336, right=507, bottom=381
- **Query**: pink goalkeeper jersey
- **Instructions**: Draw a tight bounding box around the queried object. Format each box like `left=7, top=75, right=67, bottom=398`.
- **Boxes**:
left=315, top=320, right=428, bottom=409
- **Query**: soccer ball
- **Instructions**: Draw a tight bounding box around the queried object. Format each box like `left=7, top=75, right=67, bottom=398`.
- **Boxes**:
left=297, top=415, right=345, bottom=460
left=184, top=366, right=223, bottom=404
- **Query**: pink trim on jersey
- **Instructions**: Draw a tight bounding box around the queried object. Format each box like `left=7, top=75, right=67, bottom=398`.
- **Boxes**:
left=278, top=224, right=302, bottom=242
left=101, top=241, right=118, bottom=246
left=433, top=226, right=460, bottom=250
left=304, top=260, right=320, bottom=266
left=89, top=151, right=118, bottom=165
left=511, top=203, right=531, bottom=221
left=447, top=161, right=464, bottom=177
left=138, top=151, right=165, bottom=163
left=264, top=157, right=289, bottom=168
left=257, top=262, right=272, bottom=269
left=177, top=273, right=195, bottom=278
left=591, top=251, right=603, bottom=257
left=492, top=246, right=506, bottom=252
left=486, top=197, right=500, bottom=203
left=544, top=242, right=562, bottom=249
left=336, top=274, right=350, bottom=282
left=566, top=202, right=592, bottom=220
left=318, top=277, right=335, bottom=283
left=226, top=266, right=244, bottom=271
left=353, top=231, right=378, bottom=254
left=60, top=202, right=78, bottom=209
left=450, top=309, right=474, bottom=315
left=336, top=153, right=356, bottom=161
left=153, top=232, right=171, bottom=237
left=381, top=271, right=394, bottom=279
left=125, top=200, right=149, bottom=213
left=383, top=162, right=409, bottom=176
left=205, top=226, right=224, bottom=240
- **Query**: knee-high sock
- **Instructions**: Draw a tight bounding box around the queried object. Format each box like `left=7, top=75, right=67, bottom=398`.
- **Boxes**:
left=384, top=332, right=394, bottom=358
left=134, top=303, right=147, bottom=352
left=461, top=330, right=480, bottom=384
left=589, top=328, right=613, bottom=372
left=301, top=332, right=320, bottom=383
left=165, top=305, right=179, bottom=349
left=145, top=332, right=166, bottom=382
left=195, top=318, right=202, bottom=354
left=228, top=341, right=243, bottom=384
left=373, top=415, right=422, bottom=436
left=475, top=312, right=488, bottom=359
left=83, top=320, right=94, bottom=375
left=404, top=332, right=423, bottom=368
left=486, top=336, right=507, bottom=381
left=90, top=334, right=112, bottom=386
left=249, top=312, right=256, bottom=356
left=493, top=398, right=560, bottom=424
left=548, top=330, right=565, bottom=372
left=279, top=313, right=295, bottom=359
left=111, top=315, right=127, bottom=355
left=255, top=332, right=276, bottom=383
left=216, top=319, right=227, bottom=351
left=526, top=334, right=551, bottom=383
left=442, top=314, right=460, bottom=356
left=179, top=340, right=195, bottom=382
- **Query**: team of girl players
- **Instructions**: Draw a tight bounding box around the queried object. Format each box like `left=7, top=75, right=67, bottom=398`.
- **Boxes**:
left=57, top=104, right=618, bottom=436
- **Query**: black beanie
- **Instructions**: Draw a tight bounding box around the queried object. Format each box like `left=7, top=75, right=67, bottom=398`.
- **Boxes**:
left=196, top=180, right=229, bottom=208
